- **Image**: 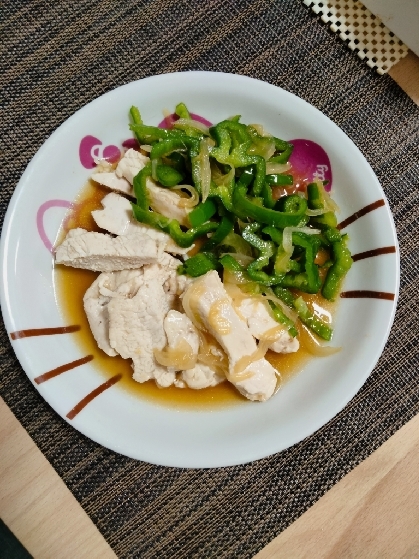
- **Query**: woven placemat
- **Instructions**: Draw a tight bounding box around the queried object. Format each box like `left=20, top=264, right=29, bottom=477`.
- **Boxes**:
left=1, top=1, right=419, bottom=558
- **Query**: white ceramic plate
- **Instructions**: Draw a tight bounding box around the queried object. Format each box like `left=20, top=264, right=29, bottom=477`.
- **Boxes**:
left=0, top=72, right=399, bottom=468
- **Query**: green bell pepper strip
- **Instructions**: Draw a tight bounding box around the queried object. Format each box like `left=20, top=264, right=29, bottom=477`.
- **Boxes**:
left=322, top=235, right=353, bottom=301
left=273, top=287, right=333, bottom=341
left=178, top=252, right=219, bottom=277
left=131, top=203, right=218, bottom=248
left=269, top=138, right=294, bottom=164
left=150, top=136, right=200, bottom=159
left=261, top=225, right=282, bottom=245
left=237, top=165, right=257, bottom=188
left=208, top=176, right=235, bottom=212
left=155, top=164, right=184, bottom=187
left=232, top=186, right=308, bottom=228
left=262, top=226, right=301, bottom=274
left=219, top=256, right=262, bottom=295
left=130, top=123, right=186, bottom=145
left=242, top=223, right=284, bottom=286
left=219, top=254, right=244, bottom=272
left=294, top=296, right=333, bottom=341
left=133, top=163, right=152, bottom=209
left=174, top=103, right=205, bottom=138
left=188, top=199, right=217, bottom=227
left=267, top=300, right=298, bottom=338
left=149, top=136, right=201, bottom=193
left=261, top=180, right=276, bottom=209
left=307, top=182, right=338, bottom=229
left=211, top=164, right=256, bottom=211
left=278, top=232, right=322, bottom=294
left=246, top=126, right=276, bottom=159
left=209, top=120, right=266, bottom=195
left=323, top=227, right=342, bottom=244
left=130, top=106, right=143, bottom=125
left=132, top=164, right=218, bottom=247
left=201, top=215, right=234, bottom=252
left=166, top=152, right=186, bottom=174
left=175, top=102, right=191, bottom=120
left=265, top=174, right=293, bottom=186
left=218, top=230, right=253, bottom=256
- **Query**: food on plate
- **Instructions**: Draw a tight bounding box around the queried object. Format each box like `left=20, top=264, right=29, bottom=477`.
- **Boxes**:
left=55, top=103, right=353, bottom=402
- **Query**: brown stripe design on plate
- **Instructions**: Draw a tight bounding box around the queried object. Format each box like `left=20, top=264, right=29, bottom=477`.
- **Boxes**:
left=352, top=246, right=396, bottom=262
left=66, top=373, right=123, bottom=420
left=338, top=199, right=385, bottom=230
left=10, top=325, right=81, bottom=340
left=340, top=290, right=395, bottom=300
left=34, top=355, right=94, bottom=384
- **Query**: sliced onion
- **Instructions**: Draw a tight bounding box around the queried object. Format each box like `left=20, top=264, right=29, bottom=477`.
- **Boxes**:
left=151, top=158, right=158, bottom=181
left=212, top=164, right=235, bottom=187
left=316, top=179, right=340, bottom=213
left=306, top=208, right=326, bottom=216
left=140, top=144, right=152, bottom=152
left=249, top=123, right=272, bottom=137
left=223, top=268, right=252, bottom=286
left=182, top=282, right=206, bottom=332
left=282, top=226, right=321, bottom=254
left=262, top=290, right=298, bottom=322
left=154, top=339, right=197, bottom=370
left=300, top=325, right=341, bottom=356
left=265, top=162, right=291, bottom=174
left=172, top=184, right=199, bottom=207
left=174, top=118, right=210, bottom=135
left=220, top=253, right=254, bottom=266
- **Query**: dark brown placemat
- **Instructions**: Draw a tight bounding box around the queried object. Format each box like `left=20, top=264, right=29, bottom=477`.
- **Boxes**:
left=1, top=1, right=419, bottom=558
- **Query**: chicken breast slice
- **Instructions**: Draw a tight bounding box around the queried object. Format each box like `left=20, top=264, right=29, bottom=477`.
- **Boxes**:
left=182, top=271, right=278, bottom=401
left=108, top=282, right=175, bottom=387
left=83, top=269, right=146, bottom=356
left=55, top=228, right=165, bottom=272
left=82, top=250, right=185, bottom=357
left=164, top=310, right=199, bottom=355
left=115, top=148, right=149, bottom=184
left=90, top=148, right=147, bottom=196
left=163, top=310, right=225, bottom=389
left=91, top=148, right=191, bottom=225
left=90, top=172, right=132, bottom=195
left=179, top=364, right=225, bottom=389
left=91, top=192, right=190, bottom=255
left=146, top=179, right=190, bottom=227
left=237, top=298, right=299, bottom=354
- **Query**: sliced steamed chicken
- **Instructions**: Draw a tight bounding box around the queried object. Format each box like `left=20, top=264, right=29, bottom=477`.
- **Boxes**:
left=83, top=255, right=186, bottom=387
left=182, top=271, right=278, bottom=401
left=91, top=148, right=191, bottom=226
left=55, top=228, right=166, bottom=272
left=108, top=282, right=176, bottom=387
left=237, top=298, right=299, bottom=354
left=163, top=310, right=225, bottom=389
left=83, top=270, right=146, bottom=356
left=91, top=192, right=190, bottom=254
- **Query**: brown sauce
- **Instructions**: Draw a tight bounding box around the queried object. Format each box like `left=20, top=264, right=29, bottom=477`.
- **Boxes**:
left=55, top=181, right=334, bottom=410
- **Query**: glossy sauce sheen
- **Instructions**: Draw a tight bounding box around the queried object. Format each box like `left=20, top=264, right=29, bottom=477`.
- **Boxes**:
left=55, top=181, right=329, bottom=410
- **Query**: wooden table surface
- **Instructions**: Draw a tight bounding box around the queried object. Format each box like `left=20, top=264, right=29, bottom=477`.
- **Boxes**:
left=1, top=51, right=419, bottom=559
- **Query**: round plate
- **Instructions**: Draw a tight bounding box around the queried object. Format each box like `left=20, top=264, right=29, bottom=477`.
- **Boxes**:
left=0, top=72, right=399, bottom=468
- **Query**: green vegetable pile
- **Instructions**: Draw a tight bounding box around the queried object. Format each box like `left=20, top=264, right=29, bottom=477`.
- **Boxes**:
left=129, top=103, right=353, bottom=342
